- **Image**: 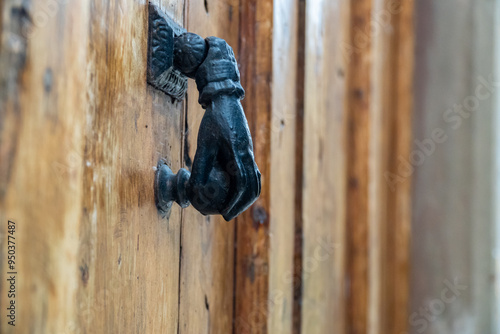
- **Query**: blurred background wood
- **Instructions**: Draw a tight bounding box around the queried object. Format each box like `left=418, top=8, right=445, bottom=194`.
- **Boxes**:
left=300, top=0, right=349, bottom=333
left=411, top=0, right=497, bottom=333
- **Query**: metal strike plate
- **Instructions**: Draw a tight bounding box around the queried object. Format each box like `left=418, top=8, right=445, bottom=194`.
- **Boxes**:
left=147, top=3, right=188, bottom=99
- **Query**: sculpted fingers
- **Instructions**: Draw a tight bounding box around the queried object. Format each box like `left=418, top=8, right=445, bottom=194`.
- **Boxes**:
left=221, top=147, right=261, bottom=221
left=187, top=116, right=220, bottom=213
left=220, top=151, right=248, bottom=221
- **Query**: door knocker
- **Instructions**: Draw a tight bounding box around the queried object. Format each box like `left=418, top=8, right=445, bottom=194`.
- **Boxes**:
left=148, top=4, right=261, bottom=221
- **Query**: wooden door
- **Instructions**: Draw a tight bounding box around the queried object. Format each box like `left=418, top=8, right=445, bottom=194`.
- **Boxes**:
left=0, top=0, right=240, bottom=332
left=0, top=0, right=414, bottom=333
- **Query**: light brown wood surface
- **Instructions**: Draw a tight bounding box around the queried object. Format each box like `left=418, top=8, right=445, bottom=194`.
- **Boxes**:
left=387, top=1, right=413, bottom=332
left=300, top=0, right=349, bottom=333
left=370, top=0, right=413, bottom=333
left=268, top=0, right=298, bottom=332
left=1, top=0, right=92, bottom=332
left=299, top=0, right=414, bottom=333
left=0, top=0, right=231, bottom=332
left=345, top=0, right=372, bottom=331
left=234, top=0, right=273, bottom=332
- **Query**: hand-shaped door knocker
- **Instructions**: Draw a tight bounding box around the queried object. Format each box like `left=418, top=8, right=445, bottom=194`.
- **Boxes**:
left=148, top=4, right=261, bottom=221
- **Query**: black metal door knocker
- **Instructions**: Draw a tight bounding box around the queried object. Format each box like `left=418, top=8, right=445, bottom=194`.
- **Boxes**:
left=148, top=4, right=261, bottom=221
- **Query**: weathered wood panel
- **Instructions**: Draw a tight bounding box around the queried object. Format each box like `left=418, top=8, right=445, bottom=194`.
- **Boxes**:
left=0, top=0, right=187, bottom=333
left=268, top=0, right=299, bottom=332
left=386, top=1, right=413, bottom=333
left=300, top=0, right=349, bottom=333
left=370, top=0, right=413, bottom=333
left=77, top=1, right=186, bottom=333
left=345, top=0, right=373, bottom=332
left=234, top=0, right=273, bottom=333
left=0, top=0, right=90, bottom=332
left=369, top=1, right=391, bottom=332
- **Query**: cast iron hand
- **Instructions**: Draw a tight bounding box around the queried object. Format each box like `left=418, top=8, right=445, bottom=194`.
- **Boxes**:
left=156, top=33, right=261, bottom=221
left=189, top=94, right=261, bottom=221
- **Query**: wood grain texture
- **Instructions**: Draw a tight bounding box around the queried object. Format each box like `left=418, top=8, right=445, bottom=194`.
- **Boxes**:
left=345, top=0, right=372, bottom=332
left=386, top=1, right=413, bottom=332
left=0, top=0, right=186, bottom=333
left=370, top=0, right=413, bottom=333
left=77, top=1, right=186, bottom=333
left=178, top=0, right=239, bottom=333
left=369, top=0, right=392, bottom=331
left=300, top=0, right=349, bottom=333
left=268, top=0, right=298, bottom=333
left=300, top=0, right=414, bottom=333
left=234, top=0, right=273, bottom=333
left=0, top=0, right=90, bottom=332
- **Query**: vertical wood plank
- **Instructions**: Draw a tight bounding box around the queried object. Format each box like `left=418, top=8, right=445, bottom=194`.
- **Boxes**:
left=301, top=0, right=349, bottom=333
left=268, top=0, right=299, bottom=332
left=234, top=0, right=273, bottom=333
left=345, top=0, right=373, bottom=332
left=369, top=0, right=392, bottom=331
left=77, top=0, right=185, bottom=333
left=387, top=1, right=413, bottom=332
left=0, top=0, right=90, bottom=332
left=178, top=0, right=239, bottom=333
left=370, top=0, right=413, bottom=333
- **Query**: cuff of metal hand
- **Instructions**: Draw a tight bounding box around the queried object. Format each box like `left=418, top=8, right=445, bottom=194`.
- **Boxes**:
left=194, top=36, right=244, bottom=107
left=198, top=79, right=244, bottom=109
